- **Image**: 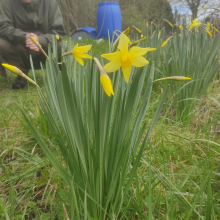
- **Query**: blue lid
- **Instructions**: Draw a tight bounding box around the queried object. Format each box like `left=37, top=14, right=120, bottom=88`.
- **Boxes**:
left=98, top=1, right=119, bottom=6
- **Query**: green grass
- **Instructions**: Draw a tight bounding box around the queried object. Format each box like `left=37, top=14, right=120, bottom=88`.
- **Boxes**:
left=0, top=36, right=220, bottom=219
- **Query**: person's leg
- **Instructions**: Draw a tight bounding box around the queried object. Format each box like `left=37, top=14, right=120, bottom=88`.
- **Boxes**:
left=0, top=39, right=63, bottom=88
left=0, top=40, right=30, bottom=89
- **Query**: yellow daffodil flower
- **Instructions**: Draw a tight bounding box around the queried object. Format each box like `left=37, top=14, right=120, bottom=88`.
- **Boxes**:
left=158, top=31, right=161, bottom=39
left=202, top=6, right=207, bottom=9
left=56, top=35, right=59, bottom=40
left=163, top=19, right=174, bottom=27
left=179, top=26, right=183, bottom=30
left=146, top=22, right=148, bottom=27
left=153, top=76, right=191, bottom=83
left=214, top=27, right=219, bottom=33
left=72, top=44, right=92, bottom=66
left=30, top=36, right=49, bottom=59
left=189, top=18, right=201, bottom=30
left=101, top=33, right=150, bottom=83
left=151, top=22, right=158, bottom=28
left=94, top=58, right=114, bottom=97
left=206, top=30, right=212, bottom=37
left=132, top=26, right=141, bottom=33
left=149, top=48, right=156, bottom=52
left=162, top=36, right=173, bottom=48
left=2, top=63, right=39, bottom=87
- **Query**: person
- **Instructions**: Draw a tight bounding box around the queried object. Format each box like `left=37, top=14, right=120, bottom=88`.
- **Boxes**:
left=0, top=0, right=66, bottom=89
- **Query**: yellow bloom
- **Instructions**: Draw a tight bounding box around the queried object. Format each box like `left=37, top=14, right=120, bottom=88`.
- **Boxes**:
left=2, top=63, right=39, bottom=87
left=179, top=26, right=183, bottom=30
left=214, top=27, right=219, bottom=33
left=2, top=63, right=18, bottom=74
left=202, top=6, right=207, bottom=9
left=189, top=18, right=201, bottom=30
left=94, top=58, right=114, bottom=97
left=100, top=75, right=114, bottom=97
left=163, top=19, right=174, bottom=27
left=72, top=44, right=92, bottom=66
left=146, top=22, right=148, bottom=27
left=149, top=48, right=156, bottom=52
left=132, top=26, right=141, bottom=33
left=151, top=22, right=158, bottom=28
left=153, top=76, right=191, bottom=83
left=158, top=31, right=161, bottom=39
left=162, top=41, right=167, bottom=47
left=206, top=30, right=212, bottom=37
left=162, top=36, right=173, bottom=48
left=56, top=35, right=59, bottom=40
left=101, top=33, right=150, bottom=83
left=30, top=36, right=49, bottom=59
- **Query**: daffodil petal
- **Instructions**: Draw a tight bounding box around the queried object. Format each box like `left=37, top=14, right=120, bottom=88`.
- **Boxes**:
left=118, top=33, right=130, bottom=53
left=129, top=46, right=150, bottom=56
left=103, top=59, right=121, bottom=73
left=74, top=55, right=84, bottom=66
left=80, top=45, right=92, bottom=53
left=101, top=51, right=122, bottom=61
left=80, top=53, right=92, bottom=59
left=72, top=43, right=79, bottom=53
left=121, top=66, right=131, bottom=83
left=132, top=56, right=149, bottom=67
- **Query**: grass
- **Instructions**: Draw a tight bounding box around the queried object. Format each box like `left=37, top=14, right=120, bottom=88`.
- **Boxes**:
left=0, top=37, right=220, bottom=219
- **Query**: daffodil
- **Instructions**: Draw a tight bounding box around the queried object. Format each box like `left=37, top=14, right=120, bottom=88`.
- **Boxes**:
left=189, top=18, right=201, bottom=30
left=63, top=44, right=92, bottom=66
left=2, top=63, right=39, bottom=87
left=153, top=76, right=191, bottom=83
left=56, top=35, right=59, bottom=40
left=149, top=48, right=156, bottom=52
left=162, top=36, right=173, bottom=48
left=132, top=26, right=141, bottom=33
left=94, top=58, right=114, bottom=97
left=163, top=19, right=173, bottom=27
left=101, top=33, right=150, bottom=83
left=213, top=27, right=219, bottom=33
left=179, top=26, right=183, bottom=30
left=151, top=22, right=158, bottom=28
left=30, top=36, right=49, bottom=59
left=72, top=44, right=92, bottom=66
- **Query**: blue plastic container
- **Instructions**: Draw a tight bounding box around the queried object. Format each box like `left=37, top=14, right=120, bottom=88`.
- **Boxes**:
left=97, top=1, right=121, bottom=41
left=79, top=27, right=97, bottom=38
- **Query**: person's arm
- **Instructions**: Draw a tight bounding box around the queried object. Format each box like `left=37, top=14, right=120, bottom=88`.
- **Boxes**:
left=38, top=0, right=66, bottom=48
left=0, top=0, right=27, bottom=44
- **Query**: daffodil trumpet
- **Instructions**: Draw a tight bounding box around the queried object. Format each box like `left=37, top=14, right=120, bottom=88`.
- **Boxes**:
left=2, top=63, right=39, bottom=87
left=93, top=58, right=114, bottom=97
left=102, top=33, right=150, bottom=83
left=153, top=76, right=191, bottom=83
left=30, top=36, right=49, bottom=59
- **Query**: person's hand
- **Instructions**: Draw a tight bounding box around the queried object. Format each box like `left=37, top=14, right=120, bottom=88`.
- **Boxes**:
left=26, top=33, right=39, bottom=52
